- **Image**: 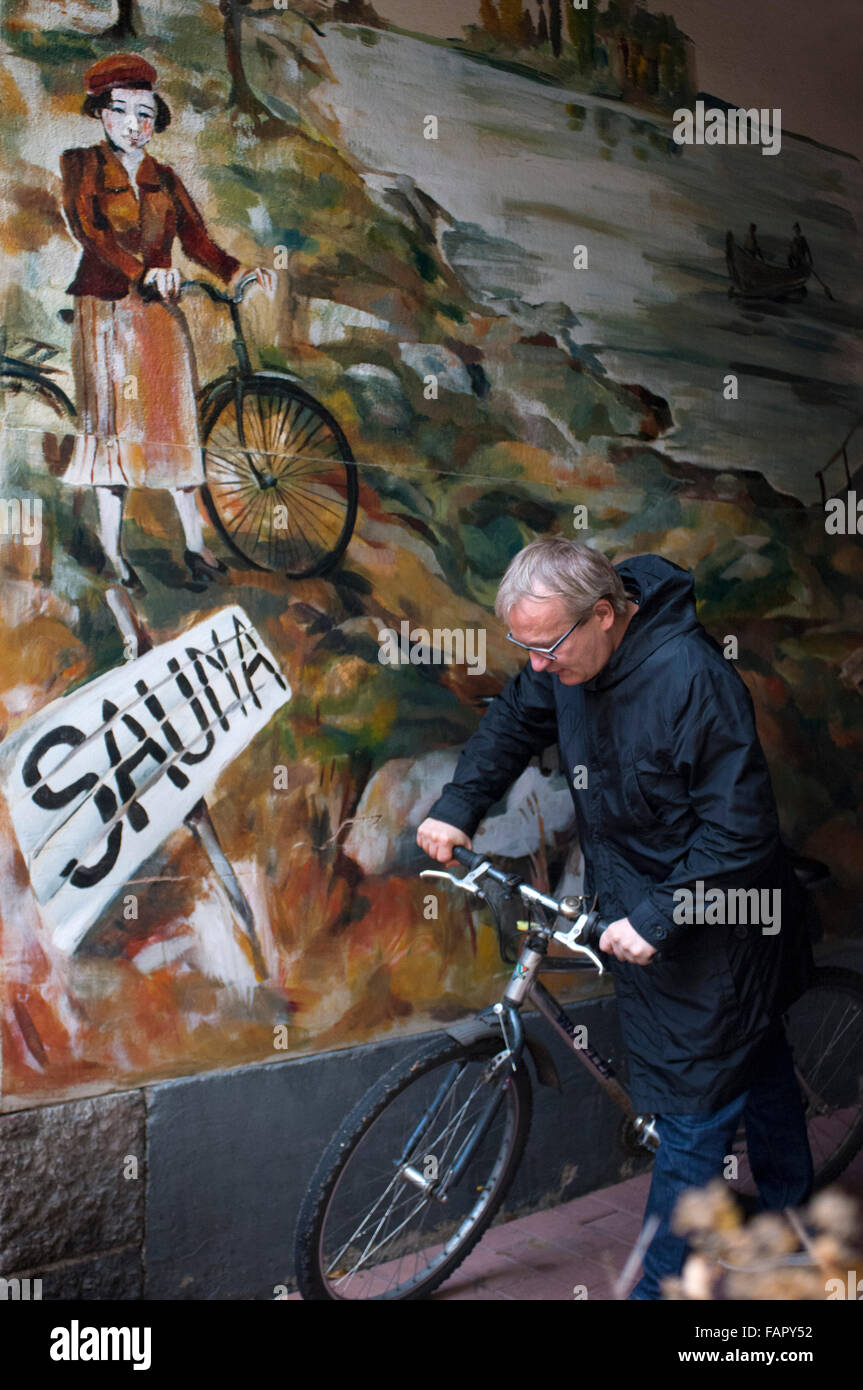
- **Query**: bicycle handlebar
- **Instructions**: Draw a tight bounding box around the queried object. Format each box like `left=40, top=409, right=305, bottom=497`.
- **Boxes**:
left=178, top=272, right=260, bottom=305
left=449, top=845, right=612, bottom=953
left=139, top=272, right=261, bottom=306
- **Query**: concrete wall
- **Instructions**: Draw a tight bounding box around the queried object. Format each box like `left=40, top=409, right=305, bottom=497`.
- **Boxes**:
left=1, top=994, right=646, bottom=1299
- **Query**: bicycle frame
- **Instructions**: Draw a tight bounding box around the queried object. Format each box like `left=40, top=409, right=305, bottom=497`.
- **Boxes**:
left=422, top=855, right=660, bottom=1161
left=500, top=927, right=657, bottom=1146
left=392, top=920, right=658, bottom=1210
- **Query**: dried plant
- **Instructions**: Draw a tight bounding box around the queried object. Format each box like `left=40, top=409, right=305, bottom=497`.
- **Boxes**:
left=660, top=1179, right=863, bottom=1300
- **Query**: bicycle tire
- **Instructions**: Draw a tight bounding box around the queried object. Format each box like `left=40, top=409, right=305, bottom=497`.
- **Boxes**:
left=294, top=1032, right=533, bottom=1300
left=730, top=966, right=863, bottom=1197
left=201, top=376, right=357, bottom=578
left=0, top=369, right=76, bottom=421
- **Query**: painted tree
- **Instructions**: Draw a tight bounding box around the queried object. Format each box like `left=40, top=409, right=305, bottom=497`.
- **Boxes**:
left=101, top=0, right=138, bottom=38
left=566, top=3, right=595, bottom=71
left=548, top=0, right=562, bottom=57
left=220, top=0, right=266, bottom=119
left=536, top=0, right=548, bottom=45
left=498, top=0, right=525, bottom=44
left=479, top=0, right=502, bottom=38
left=217, top=0, right=327, bottom=130
left=520, top=6, right=536, bottom=47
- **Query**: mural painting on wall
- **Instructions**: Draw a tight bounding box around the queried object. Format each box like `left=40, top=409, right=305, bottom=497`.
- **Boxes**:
left=0, top=0, right=860, bottom=1106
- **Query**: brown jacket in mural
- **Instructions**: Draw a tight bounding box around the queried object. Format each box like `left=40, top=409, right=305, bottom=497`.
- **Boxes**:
left=60, top=141, right=240, bottom=299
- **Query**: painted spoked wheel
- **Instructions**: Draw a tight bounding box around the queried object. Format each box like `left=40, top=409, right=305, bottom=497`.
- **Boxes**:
left=294, top=1035, right=533, bottom=1300
left=201, top=376, right=357, bottom=578
left=0, top=371, right=76, bottom=423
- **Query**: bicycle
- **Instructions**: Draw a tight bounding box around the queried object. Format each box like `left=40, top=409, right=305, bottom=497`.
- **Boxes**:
left=294, top=846, right=863, bottom=1300
left=0, top=274, right=358, bottom=580
left=0, top=327, right=76, bottom=421
left=180, top=275, right=357, bottom=579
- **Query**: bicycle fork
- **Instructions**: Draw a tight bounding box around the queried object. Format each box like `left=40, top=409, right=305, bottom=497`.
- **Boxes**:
left=397, top=1009, right=524, bottom=1202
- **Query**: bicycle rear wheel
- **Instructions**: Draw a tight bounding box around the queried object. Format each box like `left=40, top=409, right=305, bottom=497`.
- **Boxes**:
left=202, top=377, right=357, bottom=578
left=294, top=1033, right=532, bottom=1300
left=0, top=370, right=76, bottom=474
left=730, top=966, right=863, bottom=1197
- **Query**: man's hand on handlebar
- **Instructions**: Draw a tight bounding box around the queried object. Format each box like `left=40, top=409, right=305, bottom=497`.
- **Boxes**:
left=599, top=917, right=656, bottom=966
left=417, top=829, right=657, bottom=965
left=416, top=817, right=472, bottom=866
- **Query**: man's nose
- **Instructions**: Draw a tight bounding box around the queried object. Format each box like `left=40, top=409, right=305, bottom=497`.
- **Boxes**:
left=529, top=652, right=551, bottom=673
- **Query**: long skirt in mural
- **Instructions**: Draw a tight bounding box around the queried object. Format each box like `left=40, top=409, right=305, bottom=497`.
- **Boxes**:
left=63, top=293, right=204, bottom=489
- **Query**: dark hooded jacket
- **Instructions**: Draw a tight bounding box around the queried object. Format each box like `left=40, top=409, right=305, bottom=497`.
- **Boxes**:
left=427, top=554, right=814, bottom=1114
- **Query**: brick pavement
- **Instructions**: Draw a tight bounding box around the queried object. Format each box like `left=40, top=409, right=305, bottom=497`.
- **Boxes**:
left=430, top=1146, right=863, bottom=1300
left=288, top=1149, right=863, bottom=1299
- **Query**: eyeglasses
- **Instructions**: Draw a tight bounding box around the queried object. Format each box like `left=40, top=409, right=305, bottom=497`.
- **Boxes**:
left=505, top=611, right=592, bottom=659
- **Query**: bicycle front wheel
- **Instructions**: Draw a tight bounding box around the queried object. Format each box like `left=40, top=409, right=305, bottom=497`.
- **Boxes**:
left=201, top=377, right=357, bottom=578
left=294, top=1033, right=532, bottom=1300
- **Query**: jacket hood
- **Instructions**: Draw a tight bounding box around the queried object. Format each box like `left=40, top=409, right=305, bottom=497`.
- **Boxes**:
left=583, top=554, right=701, bottom=691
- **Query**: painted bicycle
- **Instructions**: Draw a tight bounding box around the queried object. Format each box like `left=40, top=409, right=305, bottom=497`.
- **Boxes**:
left=0, top=273, right=358, bottom=580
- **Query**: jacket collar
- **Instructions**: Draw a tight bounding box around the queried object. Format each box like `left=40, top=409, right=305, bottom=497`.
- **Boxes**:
left=99, top=140, right=161, bottom=191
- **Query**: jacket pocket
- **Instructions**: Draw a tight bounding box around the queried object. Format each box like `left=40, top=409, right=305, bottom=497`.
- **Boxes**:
left=620, top=758, right=661, bottom=824
left=650, top=928, right=744, bottom=1053
left=625, top=757, right=690, bottom=836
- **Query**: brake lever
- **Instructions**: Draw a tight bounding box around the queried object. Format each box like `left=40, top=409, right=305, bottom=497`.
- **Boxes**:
left=419, top=862, right=492, bottom=898
left=552, top=911, right=606, bottom=976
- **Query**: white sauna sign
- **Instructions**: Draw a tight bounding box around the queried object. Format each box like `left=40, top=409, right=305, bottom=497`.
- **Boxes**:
left=0, top=606, right=290, bottom=954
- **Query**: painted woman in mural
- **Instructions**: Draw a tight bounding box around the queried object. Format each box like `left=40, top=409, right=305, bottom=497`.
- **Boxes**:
left=60, top=54, right=275, bottom=591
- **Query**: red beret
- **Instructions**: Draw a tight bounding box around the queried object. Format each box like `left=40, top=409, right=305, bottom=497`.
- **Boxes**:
left=84, top=54, right=158, bottom=96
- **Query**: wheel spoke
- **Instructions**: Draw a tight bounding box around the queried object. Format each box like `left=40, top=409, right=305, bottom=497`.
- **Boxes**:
left=203, top=382, right=356, bottom=576
left=298, top=1043, right=527, bottom=1299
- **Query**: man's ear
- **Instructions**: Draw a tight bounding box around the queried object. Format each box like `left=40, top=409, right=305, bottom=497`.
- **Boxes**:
left=597, top=599, right=616, bottom=628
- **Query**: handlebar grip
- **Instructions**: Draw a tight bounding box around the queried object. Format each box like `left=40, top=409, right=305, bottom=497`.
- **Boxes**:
left=446, top=851, right=662, bottom=962
left=452, top=845, right=486, bottom=871
left=578, top=913, right=611, bottom=951
left=579, top=912, right=663, bottom=963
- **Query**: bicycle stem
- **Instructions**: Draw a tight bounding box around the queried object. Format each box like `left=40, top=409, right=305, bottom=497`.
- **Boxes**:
left=229, top=299, right=252, bottom=377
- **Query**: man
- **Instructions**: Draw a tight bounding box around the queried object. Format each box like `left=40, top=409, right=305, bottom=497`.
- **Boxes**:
left=417, top=539, right=814, bottom=1299
left=788, top=222, right=813, bottom=270
left=744, top=222, right=765, bottom=261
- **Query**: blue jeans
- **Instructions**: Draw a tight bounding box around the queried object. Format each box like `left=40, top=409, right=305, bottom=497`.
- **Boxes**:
left=629, top=1026, right=814, bottom=1300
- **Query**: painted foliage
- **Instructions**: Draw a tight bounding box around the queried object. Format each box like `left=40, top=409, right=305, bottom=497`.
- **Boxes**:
left=0, top=0, right=861, bottom=1106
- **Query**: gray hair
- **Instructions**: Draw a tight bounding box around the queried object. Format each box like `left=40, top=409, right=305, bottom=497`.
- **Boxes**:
left=494, top=538, right=628, bottom=622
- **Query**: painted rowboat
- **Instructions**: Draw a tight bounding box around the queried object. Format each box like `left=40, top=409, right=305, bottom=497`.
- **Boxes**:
left=725, top=231, right=811, bottom=300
